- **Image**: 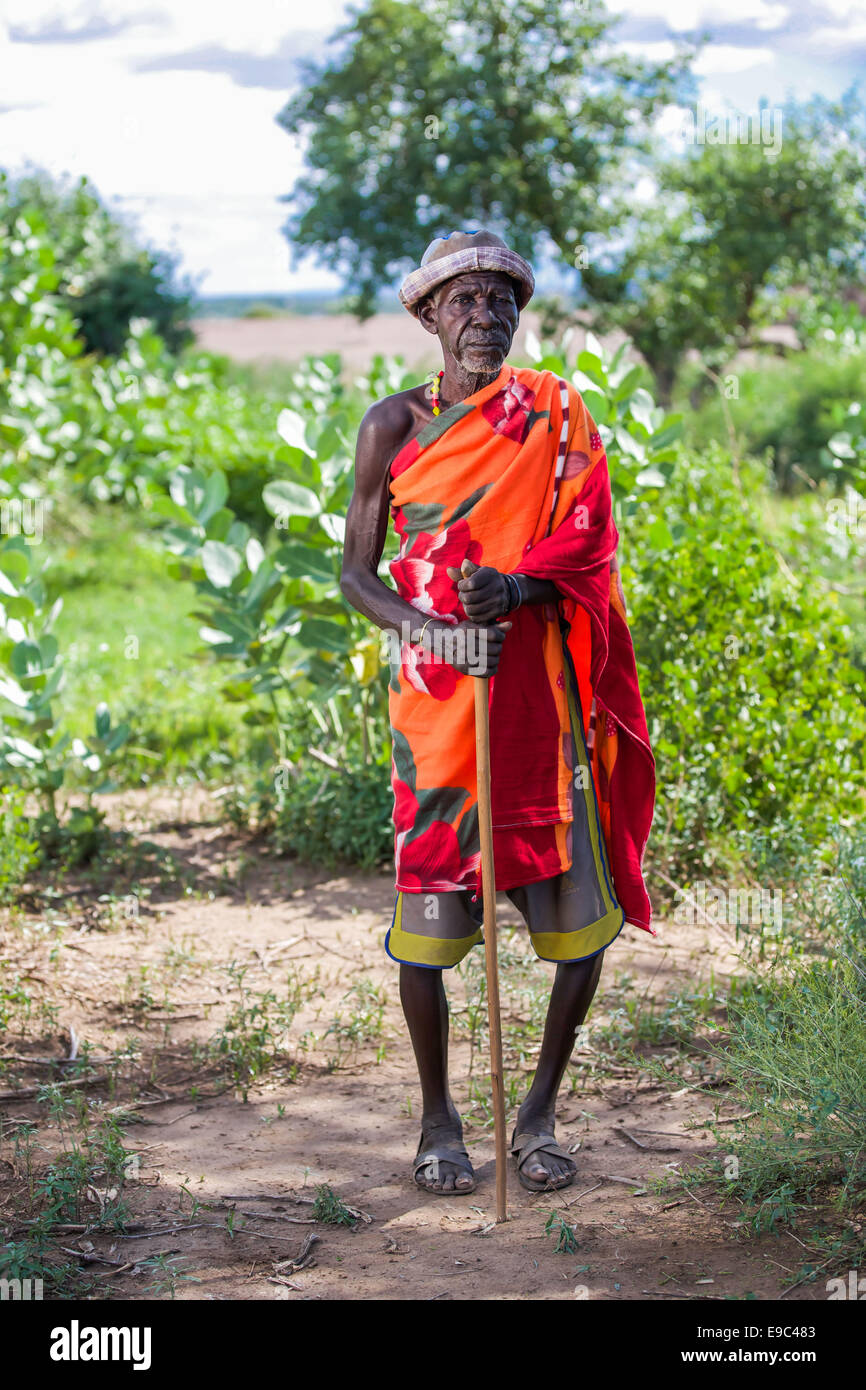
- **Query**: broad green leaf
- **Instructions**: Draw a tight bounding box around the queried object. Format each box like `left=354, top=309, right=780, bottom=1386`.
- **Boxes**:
left=572, top=369, right=604, bottom=396
left=275, top=543, right=334, bottom=584
left=240, top=560, right=278, bottom=612
left=0, top=548, right=30, bottom=586
left=246, top=537, right=265, bottom=573
left=104, top=723, right=130, bottom=753
left=150, top=494, right=198, bottom=526
left=199, top=625, right=237, bottom=646
left=319, top=513, right=346, bottom=544
left=161, top=524, right=205, bottom=556
left=296, top=618, right=350, bottom=653
left=636, top=467, right=667, bottom=489
left=198, top=470, right=229, bottom=523
left=10, top=640, right=43, bottom=677
left=38, top=634, right=58, bottom=668
left=201, top=540, right=243, bottom=588
left=198, top=611, right=257, bottom=646
left=170, top=467, right=207, bottom=513
left=613, top=427, right=646, bottom=461
left=580, top=389, right=609, bottom=424
left=0, top=675, right=29, bottom=707
left=226, top=520, right=251, bottom=550
left=277, top=408, right=316, bottom=456
left=263, top=479, right=320, bottom=521
left=650, top=415, right=684, bottom=450
left=628, top=396, right=656, bottom=433
left=0, top=734, right=42, bottom=762
left=611, top=365, right=644, bottom=401
left=828, top=432, right=856, bottom=459
left=576, top=350, right=605, bottom=386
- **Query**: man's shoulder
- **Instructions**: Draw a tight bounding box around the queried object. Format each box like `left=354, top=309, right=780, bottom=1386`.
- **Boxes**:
left=354, top=385, right=429, bottom=480
left=359, top=385, right=424, bottom=445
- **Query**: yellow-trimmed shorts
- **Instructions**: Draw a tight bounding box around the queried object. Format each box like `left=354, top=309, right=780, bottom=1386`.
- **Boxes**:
left=385, top=866, right=625, bottom=970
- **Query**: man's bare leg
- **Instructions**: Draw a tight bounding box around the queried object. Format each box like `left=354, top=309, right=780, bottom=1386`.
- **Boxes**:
left=399, top=964, right=475, bottom=1193
left=513, top=952, right=606, bottom=1186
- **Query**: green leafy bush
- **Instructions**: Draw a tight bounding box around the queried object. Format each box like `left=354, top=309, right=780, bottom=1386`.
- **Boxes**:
left=518, top=328, right=684, bottom=508
left=2, top=167, right=194, bottom=358
left=625, top=448, right=864, bottom=879
left=0, top=787, right=39, bottom=901
left=681, top=346, right=866, bottom=490
left=0, top=535, right=129, bottom=855
left=269, top=762, right=393, bottom=870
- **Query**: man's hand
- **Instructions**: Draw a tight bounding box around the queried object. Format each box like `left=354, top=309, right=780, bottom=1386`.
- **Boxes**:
left=446, top=559, right=512, bottom=623
left=432, top=559, right=512, bottom=676
left=441, top=619, right=511, bottom=677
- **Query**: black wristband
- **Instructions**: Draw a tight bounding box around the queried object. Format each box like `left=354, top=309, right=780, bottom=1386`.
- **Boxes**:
left=503, top=573, right=521, bottom=615
left=500, top=574, right=511, bottom=615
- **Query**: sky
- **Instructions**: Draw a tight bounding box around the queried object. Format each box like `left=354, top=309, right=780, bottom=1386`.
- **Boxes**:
left=0, top=0, right=862, bottom=295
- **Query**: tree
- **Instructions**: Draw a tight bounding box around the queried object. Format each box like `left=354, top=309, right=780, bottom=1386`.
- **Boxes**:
left=581, top=93, right=866, bottom=399
left=277, top=0, right=695, bottom=316
left=3, top=165, right=196, bottom=357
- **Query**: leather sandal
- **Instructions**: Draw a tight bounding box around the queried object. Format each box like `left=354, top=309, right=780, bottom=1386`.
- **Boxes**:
left=510, top=1128, right=577, bottom=1192
left=413, top=1137, right=477, bottom=1195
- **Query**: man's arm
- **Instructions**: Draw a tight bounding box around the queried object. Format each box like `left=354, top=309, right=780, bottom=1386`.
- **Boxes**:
left=339, top=398, right=418, bottom=635
left=339, top=401, right=511, bottom=676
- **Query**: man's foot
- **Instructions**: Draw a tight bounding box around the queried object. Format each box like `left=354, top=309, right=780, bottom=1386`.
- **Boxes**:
left=511, top=1107, right=576, bottom=1192
left=413, top=1115, right=476, bottom=1195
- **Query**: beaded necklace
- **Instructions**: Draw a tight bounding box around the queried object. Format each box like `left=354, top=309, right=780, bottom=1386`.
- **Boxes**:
left=427, top=369, right=445, bottom=415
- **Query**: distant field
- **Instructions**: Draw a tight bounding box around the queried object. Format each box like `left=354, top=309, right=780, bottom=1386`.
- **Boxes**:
left=192, top=310, right=549, bottom=370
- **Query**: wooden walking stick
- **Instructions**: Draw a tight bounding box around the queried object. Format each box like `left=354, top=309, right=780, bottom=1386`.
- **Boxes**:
left=473, top=671, right=508, bottom=1224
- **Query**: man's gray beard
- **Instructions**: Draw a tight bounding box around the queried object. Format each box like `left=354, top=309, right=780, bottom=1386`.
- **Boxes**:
left=455, top=344, right=505, bottom=376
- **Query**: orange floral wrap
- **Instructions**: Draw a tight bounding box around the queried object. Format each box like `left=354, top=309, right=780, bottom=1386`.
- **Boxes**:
left=386, top=364, right=656, bottom=933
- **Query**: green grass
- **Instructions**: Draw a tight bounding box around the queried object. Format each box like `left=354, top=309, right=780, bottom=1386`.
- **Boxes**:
left=42, top=503, right=246, bottom=775
left=545, top=1210, right=580, bottom=1254
left=0, top=1088, right=139, bottom=1296
left=203, top=961, right=322, bottom=1100
left=311, top=1183, right=358, bottom=1227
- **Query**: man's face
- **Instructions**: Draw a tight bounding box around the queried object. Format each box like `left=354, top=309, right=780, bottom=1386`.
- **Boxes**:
left=419, top=271, right=519, bottom=376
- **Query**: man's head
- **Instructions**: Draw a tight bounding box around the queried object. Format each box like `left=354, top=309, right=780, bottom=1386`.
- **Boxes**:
left=399, top=230, right=534, bottom=379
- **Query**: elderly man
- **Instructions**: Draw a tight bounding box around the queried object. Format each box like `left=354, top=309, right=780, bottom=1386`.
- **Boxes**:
left=340, top=230, right=654, bottom=1196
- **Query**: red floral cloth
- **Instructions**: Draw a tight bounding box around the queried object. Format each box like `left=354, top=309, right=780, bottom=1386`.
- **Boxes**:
left=386, top=365, right=656, bottom=933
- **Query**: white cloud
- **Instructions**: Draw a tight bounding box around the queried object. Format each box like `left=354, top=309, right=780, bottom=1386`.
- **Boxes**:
left=605, top=0, right=790, bottom=33
left=0, top=5, right=333, bottom=292
left=2, top=0, right=348, bottom=49
left=615, top=40, right=679, bottom=62
left=693, top=45, right=776, bottom=74
left=117, top=192, right=338, bottom=293
left=808, top=18, right=866, bottom=55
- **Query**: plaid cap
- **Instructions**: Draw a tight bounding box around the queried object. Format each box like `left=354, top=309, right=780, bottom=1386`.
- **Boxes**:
left=398, top=244, right=535, bottom=316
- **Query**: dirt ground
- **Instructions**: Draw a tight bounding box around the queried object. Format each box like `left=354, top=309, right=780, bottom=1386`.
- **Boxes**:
left=0, top=789, right=834, bottom=1301
left=190, top=312, right=794, bottom=376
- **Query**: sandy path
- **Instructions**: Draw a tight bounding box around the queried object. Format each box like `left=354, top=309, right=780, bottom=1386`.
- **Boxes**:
left=0, top=789, right=823, bottom=1301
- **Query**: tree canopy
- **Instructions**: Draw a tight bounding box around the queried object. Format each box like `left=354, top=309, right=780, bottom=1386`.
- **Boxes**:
left=3, top=166, right=196, bottom=358
left=582, top=93, right=866, bottom=396
left=277, top=0, right=694, bottom=316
